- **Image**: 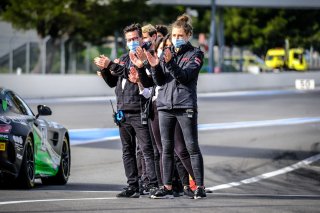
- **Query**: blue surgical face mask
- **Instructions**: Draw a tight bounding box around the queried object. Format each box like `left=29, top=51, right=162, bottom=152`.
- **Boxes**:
left=127, top=40, right=140, bottom=52
left=171, top=38, right=186, bottom=49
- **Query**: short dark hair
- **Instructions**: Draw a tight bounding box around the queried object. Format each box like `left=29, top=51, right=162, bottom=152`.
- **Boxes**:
left=123, top=23, right=142, bottom=37
left=155, top=25, right=168, bottom=37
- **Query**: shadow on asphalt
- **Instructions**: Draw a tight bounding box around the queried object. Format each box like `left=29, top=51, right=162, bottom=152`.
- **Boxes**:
left=76, top=139, right=320, bottom=160
left=33, top=182, right=124, bottom=191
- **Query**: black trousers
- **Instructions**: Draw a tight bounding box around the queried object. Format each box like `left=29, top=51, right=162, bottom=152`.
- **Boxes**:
left=158, top=109, right=204, bottom=186
left=119, top=112, right=157, bottom=188
left=150, top=101, right=195, bottom=186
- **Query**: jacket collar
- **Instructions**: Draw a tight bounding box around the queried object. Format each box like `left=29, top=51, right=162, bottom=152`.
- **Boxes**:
left=174, top=42, right=193, bottom=55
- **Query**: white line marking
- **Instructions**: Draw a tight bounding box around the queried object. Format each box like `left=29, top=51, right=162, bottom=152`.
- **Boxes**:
left=0, top=197, right=117, bottom=206
left=1, top=152, right=319, bottom=206
left=206, top=153, right=320, bottom=192
left=210, top=193, right=320, bottom=198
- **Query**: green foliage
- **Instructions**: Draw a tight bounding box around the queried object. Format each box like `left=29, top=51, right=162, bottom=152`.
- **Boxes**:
left=148, top=5, right=184, bottom=26
left=0, top=0, right=151, bottom=42
left=223, top=8, right=320, bottom=54
left=2, top=1, right=320, bottom=57
left=191, top=8, right=320, bottom=55
left=1, top=0, right=89, bottom=38
left=192, top=9, right=211, bottom=35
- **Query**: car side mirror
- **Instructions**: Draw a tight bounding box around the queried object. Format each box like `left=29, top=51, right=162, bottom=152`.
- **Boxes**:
left=36, top=105, right=52, bottom=119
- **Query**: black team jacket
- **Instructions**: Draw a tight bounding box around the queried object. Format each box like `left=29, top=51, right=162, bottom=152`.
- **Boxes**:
left=101, top=53, right=148, bottom=112
left=150, top=42, right=204, bottom=111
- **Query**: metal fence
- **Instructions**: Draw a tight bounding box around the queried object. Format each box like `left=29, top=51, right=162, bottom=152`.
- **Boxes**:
left=0, top=33, right=122, bottom=74
left=1, top=34, right=320, bottom=75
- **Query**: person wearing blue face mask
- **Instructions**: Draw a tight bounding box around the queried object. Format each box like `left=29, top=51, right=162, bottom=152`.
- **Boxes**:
left=127, top=40, right=140, bottom=53
left=130, top=31, right=197, bottom=198
left=145, top=14, right=206, bottom=199
left=93, top=23, right=158, bottom=198
left=171, top=37, right=187, bottom=49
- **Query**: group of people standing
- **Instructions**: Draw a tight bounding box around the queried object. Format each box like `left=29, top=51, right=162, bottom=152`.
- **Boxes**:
left=93, top=14, right=206, bottom=199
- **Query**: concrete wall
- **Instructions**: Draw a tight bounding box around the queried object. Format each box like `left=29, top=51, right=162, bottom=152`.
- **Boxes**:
left=0, top=72, right=319, bottom=98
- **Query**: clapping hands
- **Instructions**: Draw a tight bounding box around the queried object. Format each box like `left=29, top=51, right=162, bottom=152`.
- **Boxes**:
left=93, top=55, right=111, bottom=70
left=128, top=67, right=140, bottom=83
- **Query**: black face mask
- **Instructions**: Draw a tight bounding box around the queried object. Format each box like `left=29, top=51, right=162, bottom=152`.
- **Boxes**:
left=141, top=41, right=152, bottom=51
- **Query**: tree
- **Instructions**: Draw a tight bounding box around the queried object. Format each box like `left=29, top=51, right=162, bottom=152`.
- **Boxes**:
left=0, top=0, right=152, bottom=73
left=189, top=7, right=320, bottom=56
left=224, top=8, right=320, bottom=55
left=1, top=0, right=93, bottom=73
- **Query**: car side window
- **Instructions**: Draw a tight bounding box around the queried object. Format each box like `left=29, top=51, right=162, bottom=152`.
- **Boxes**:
left=3, top=93, right=20, bottom=114
left=7, top=92, right=34, bottom=116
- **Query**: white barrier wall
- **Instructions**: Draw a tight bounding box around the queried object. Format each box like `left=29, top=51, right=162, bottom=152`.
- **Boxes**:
left=197, top=72, right=320, bottom=92
left=0, top=72, right=319, bottom=98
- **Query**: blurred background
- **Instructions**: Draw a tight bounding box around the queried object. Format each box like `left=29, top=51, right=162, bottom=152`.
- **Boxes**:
left=1, top=0, right=320, bottom=75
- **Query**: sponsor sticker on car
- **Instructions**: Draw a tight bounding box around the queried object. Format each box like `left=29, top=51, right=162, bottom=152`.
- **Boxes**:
left=0, top=142, right=5, bottom=151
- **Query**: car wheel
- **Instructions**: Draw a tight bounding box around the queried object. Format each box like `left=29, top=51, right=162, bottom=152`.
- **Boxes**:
left=41, top=136, right=70, bottom=185
left=17, top=135, right=35, bottom=189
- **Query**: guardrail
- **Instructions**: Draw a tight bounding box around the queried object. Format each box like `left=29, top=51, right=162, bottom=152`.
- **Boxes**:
left=0, top=72, right=319, bottom=98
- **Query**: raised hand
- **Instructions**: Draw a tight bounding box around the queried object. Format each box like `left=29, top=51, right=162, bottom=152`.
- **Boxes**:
left=128, top=66, right=140, bottom=83
left=163, top=48, right=172, bottom=63
left=145, top=50, right=159, bottom=67
left=129, top=51, right=143, bottom=68
left=94, top=55, right=111, bottom=69
left=136, top=46, right=147, bottom=62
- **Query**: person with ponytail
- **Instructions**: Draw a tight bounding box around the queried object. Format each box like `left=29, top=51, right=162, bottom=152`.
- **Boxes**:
left=145, top=14, right=206, bottom=199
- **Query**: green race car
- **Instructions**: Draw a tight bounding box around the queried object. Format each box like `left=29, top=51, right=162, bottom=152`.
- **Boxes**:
left=0, top=88, right=70, bottom=188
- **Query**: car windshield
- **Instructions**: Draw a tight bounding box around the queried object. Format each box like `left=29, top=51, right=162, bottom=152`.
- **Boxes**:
left=0, top=92, right=34, bottom=116
left=266, top=56, right=273, bottom=60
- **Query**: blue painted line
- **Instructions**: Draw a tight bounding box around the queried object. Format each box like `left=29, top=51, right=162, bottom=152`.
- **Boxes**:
left=69, top=128, right=119, bottom=141
left=69, top=128, right=120, bottom=145
left=69, top=117, right=320, bottom=145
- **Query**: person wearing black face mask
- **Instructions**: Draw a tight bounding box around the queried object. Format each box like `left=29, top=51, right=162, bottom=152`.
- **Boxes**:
left=93, top=23, right=158, bottom=198
left=133, top=24, right=158, bottom=195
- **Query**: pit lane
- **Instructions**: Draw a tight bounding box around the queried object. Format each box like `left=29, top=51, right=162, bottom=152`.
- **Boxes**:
left=1, top=89, right=320, bottom=212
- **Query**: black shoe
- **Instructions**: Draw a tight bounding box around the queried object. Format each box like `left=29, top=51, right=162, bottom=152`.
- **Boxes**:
left=150, top=186, right=174, bottom=199
left=194, top=186, right=206, bottom=199
left=172, top=186, right=183, bottom=197
left=147, top=185, right=158, bottom=197
left=117, top=186, right=140, bottom=198
left=173, top=190, right=181, bottom=197
left=141, top=184, right=158, bottom=197
left=140, top=184, right=149, bottom=195
left=183, top=185, right=194, bottom=199
left=139, top=179, right=146, bottom=195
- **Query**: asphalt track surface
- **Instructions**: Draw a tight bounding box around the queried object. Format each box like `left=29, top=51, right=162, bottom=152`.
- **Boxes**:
left=1, top=89, right=320, bottom=212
